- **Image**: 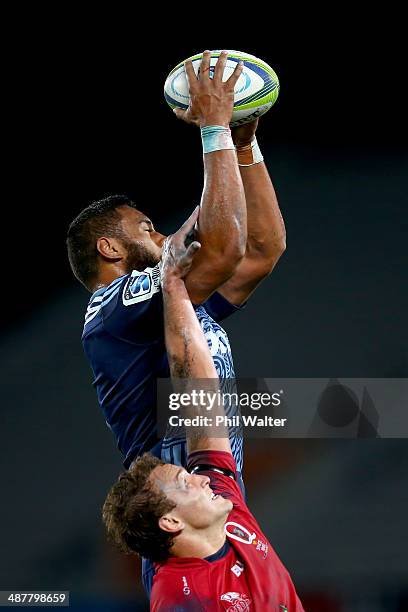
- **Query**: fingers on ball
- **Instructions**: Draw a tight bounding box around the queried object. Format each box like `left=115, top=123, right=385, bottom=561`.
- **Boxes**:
left=214, top=50, right=228, bottom=81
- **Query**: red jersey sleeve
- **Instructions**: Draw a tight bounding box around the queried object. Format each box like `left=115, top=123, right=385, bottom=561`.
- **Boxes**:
left=187, top=450, right=246, bottom=510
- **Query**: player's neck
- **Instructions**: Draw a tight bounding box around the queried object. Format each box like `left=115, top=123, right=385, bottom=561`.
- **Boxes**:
left=171, top=523, right=226, bottom=559
left=93, top=264, right=128, bottom=291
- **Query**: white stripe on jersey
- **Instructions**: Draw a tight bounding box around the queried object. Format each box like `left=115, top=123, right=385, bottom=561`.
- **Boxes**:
left=104, top=276, right=124, bottom=296
left=84, top=283, right=122, bottom=326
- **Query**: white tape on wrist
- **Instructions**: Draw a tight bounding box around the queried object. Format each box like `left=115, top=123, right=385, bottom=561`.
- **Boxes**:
left=201, top=125, right=235, bottom=154
left=236, top=137, right=264, bottom=166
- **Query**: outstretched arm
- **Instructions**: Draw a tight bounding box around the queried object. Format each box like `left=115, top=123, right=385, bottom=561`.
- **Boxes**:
left=173, top=51, right=247, bottom=305
left=218, top=119, right=286, bottom=305
left=161, top=208, right=231, bottom=455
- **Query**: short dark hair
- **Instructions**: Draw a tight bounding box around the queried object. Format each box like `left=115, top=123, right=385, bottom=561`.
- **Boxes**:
left=66, top=195, right=137, bottom=290
left=102, top=453, right=177, bottom=563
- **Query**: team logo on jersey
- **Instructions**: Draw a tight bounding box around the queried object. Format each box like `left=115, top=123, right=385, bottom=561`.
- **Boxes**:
left=225, top=521, right=268, bottom=559
left=220, top=591, right=251, bottom=611
left=225, top=522, right=256, bottom=545
left=129, top=273, right=151, bottom=296
left=231, top=560, right=245, bottom=577
left=252, top=536, right=269, bottom=559
left=122, top=265, right=161, bottom=305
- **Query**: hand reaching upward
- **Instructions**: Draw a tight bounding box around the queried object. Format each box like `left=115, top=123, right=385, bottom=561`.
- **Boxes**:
left=173, top=50, right=243, bottom=128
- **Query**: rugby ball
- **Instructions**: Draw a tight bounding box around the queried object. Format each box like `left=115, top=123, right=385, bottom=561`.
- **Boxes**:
left=164, top=50, right=279, bottom=127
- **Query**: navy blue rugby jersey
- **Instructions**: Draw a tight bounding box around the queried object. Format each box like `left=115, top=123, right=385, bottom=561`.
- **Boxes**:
left=82, top=263, right=244, bottom=470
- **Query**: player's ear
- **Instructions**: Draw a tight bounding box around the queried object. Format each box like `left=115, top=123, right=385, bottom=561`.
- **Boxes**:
left=159, top=513, right=184, bottom=534
left=96, top=236, right=125, bottom=262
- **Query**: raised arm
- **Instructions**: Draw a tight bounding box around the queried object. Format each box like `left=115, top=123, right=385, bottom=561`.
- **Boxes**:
left=161, top=208, right=231, bottom=455
left=173, top=51, right=247, bottom=305
left=217, top=119, right=287, bottom=305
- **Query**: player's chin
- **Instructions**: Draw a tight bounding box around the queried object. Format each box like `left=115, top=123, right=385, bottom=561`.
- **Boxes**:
left=214, top=495, right=232, bottom=515
left=223, top=497, right=233, bottom=513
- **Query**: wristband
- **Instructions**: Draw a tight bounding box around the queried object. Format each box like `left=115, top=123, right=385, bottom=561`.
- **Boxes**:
left=201, top=125, right=235, bottom=154
left=236, top=137, right=264, bottom=166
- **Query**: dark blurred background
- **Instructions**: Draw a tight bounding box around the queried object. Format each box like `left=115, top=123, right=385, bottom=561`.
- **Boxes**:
left=2, top=13, right=407, bottom=612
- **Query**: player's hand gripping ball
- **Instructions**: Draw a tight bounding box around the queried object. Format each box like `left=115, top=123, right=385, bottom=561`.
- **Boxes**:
left=164, top=50, right=279, bottom=127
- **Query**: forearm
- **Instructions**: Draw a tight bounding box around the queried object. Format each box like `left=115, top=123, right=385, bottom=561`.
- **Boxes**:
left=198, top=148, right=247, bottom=259
left=184, top=146, right=247, bottom=302
left=162, top=276, right=230, bottom=453
left=216, top=152, right=287, bottom=305
left=162, top=277, right=217, bottom=379
left=239, top=160, right=286, bottom=264
left=211, top=124, right=286, bottom=305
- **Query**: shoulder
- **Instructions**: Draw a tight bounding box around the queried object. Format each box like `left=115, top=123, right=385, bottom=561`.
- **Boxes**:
left=82, top=264, right=163, bottom=342
left=151, top=563, right=204, bottom=611
left=83, top=275, right=127, bottom=331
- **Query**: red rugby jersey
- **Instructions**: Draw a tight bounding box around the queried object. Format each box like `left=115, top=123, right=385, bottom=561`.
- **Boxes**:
left=150, top=450, right=305, bottom=611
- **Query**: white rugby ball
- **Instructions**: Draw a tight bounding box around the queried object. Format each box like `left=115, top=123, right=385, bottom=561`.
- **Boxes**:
left=164, top=50, right=279, bottom=127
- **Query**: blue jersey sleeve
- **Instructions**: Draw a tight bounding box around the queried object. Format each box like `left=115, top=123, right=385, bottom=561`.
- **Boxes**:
left=202, top=291, right=246, bottom=323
